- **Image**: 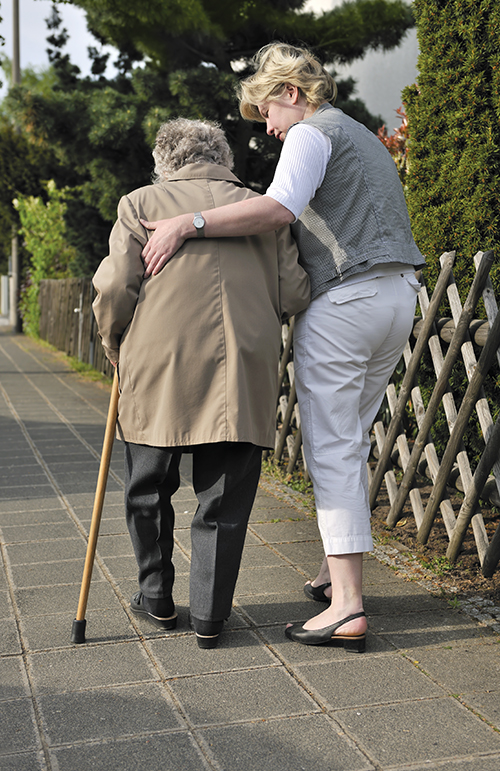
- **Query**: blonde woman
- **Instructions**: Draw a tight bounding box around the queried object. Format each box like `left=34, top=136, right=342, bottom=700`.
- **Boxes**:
left=141, top=44, right=425, bottom=651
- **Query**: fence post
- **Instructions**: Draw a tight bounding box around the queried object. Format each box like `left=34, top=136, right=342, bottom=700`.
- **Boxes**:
left=386, top=250, right=495, bottom=527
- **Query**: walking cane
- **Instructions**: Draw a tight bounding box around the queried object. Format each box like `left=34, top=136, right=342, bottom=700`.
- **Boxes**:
left=71, top=368, right=120, bottom=644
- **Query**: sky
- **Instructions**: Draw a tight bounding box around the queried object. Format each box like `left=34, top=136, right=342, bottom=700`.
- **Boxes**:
left=0, top=0, right=419, bottom=128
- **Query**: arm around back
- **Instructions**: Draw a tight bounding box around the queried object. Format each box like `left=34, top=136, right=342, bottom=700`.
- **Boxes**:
left=276, top=225, right=310, bottom=320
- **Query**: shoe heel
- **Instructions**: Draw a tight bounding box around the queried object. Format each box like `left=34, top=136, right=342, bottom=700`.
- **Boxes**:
left=343, top=635, right=366, bottom=653
left=196, top=633, right=219, bottom=649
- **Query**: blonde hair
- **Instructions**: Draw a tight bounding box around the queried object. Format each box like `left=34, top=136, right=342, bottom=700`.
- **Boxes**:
left=153, top=118, right=234, bottom=181
left=238, top=42, right=337, bottom=122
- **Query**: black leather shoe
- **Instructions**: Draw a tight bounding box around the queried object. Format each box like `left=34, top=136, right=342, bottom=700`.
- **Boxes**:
left=130, top=592, right=177, bottom=630
left=285, top=612, right=366, bottom=652
left=303, top=581, right=332, bottom=603
left=189, top=615, right=224, bottom=649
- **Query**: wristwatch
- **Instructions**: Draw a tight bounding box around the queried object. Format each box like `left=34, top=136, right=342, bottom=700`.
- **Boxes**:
left=193, top=212, right=206, bottom=238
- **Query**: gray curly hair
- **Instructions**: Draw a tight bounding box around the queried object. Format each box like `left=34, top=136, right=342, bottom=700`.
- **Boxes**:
left=152, top=118, right=234, bottom=181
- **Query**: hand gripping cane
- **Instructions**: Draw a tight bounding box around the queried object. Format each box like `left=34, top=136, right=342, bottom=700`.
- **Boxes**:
left=71, top=369, right=119, bottom=644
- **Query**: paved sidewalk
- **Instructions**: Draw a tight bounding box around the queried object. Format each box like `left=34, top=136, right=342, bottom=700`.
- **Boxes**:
left=1, top=328, right=500, bottom=771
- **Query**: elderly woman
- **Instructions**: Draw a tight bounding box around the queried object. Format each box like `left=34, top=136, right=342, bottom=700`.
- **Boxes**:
left=140, top=44, right=425, bottom=652
left=92, top=118, right=310, bottom=648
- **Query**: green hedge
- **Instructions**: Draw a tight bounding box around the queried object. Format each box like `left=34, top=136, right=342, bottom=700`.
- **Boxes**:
left=404, top=0, right=500, bottom=300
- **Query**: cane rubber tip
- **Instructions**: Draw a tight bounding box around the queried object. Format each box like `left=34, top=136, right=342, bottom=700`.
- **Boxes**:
left=71, top=619, right=87, bottom=644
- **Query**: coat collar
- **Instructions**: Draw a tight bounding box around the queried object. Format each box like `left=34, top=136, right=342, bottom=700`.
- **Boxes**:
left=162, top=163, right=245, bottom=187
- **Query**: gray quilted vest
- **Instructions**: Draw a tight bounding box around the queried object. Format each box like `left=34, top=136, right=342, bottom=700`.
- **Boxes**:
left=290, top=104, right=425, bottom=300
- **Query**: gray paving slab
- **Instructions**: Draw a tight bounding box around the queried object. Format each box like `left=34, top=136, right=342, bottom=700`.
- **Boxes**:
left=149, top=628, right=275, bottom=677
left=0, top=753, right=44, bottom=771
left=9, top=557, right=105, bottom=588
left=404, top=639, right=500, bottom=693
left=14, top=579, right=119, bottom=616
left=0, top=700, right=40, bottom=754
left=1, top=656, right=31, bottom=700
left=20, top=607, right=139, bottom=651
left=169, top=666, right=320, bottom=726
left=50, top=733, right=209, bottom=771
left=293, top=652, right=444, bottom=709
left=38, top=683, right=184, bottom=744
left=334, top=698, right=500, bottom=766
left=198, top=714, right=373, bottom=771
left=0, top=617, right=21, bottom=654
left=0, top=589, right=13, bottom=618
left=28, top=642, right=156, bottom=693
left=2, top=330, right=500, bottom=771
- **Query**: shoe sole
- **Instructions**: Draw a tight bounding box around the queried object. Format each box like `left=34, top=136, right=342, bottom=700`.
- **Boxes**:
left=130, top=606, right=178, bottom=630
left=195, top=633, right=220, bottom=649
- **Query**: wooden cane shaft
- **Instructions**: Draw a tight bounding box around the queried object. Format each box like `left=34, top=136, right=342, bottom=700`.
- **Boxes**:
left=75, top=370, right=119, bottom=621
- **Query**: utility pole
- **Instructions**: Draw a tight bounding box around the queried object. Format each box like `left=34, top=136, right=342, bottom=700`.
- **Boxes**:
left=10, top=0, right=22, bottom=331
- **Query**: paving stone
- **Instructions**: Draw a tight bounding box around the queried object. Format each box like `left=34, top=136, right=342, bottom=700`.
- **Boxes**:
left=9, top=558, right=105, bottom=589
left=0, top=508, right=69, bottom=526
left=0, top=618, right=21, bottom=654
left=250, top=520, right=323, bottom=542
left=1, top=521, right=82, bottom=543
left=461, top=690, right=500, bottom=730
left=363, top=581, right=445, bottom=615
left=238, top=544, right=289, bottom=569
left=0, top=590, right=13, bottom=619
left=150, top=629, right=277, bottom=677
left=270, top=540, right=325, bottom=573
left=0, top=700, right=39, bottom=754
left=0, top=753, right=44, bottom=771
left=1, top=657, right=30, bottom=701
left=234, top=565, right=306, bottom=597
left=294, top=652, right=443, bottom=710
left=6, top=538, right=87, bottom=565
left=404, top=640, right=500, bottom=693
left=14, top=580, right=119, bottom=617
left=335, top=698, right=500, bottom=766
left=363, top=554, right=408, bottom=584
left=169, top=667, right=319, bottom=726
left=369, top=610, right=496, bottom=649
left=51, top=732, right=207, bottom=771
left=235, top=592, right=321, bottom=625
left=3, top=332, right=500, bottom=771
left=29, top=642, right=155, bottom=693
left=199, top=714, right=373, bottom=771
left=0, top=497, right=64, bottom=513
left=38, top=683, right=183, bottom=744
left=20, top=607, right=138, bottom=652
left=92, top=533, right=135, bottom=558
left=0, top=485, right=57, bottom=501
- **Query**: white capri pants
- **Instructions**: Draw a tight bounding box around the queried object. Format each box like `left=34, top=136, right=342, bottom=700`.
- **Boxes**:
left=294, top=269, right=420, bottom=555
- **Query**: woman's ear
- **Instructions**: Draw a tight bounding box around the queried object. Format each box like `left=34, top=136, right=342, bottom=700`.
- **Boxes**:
left=284, top=83, right=300, bottom=104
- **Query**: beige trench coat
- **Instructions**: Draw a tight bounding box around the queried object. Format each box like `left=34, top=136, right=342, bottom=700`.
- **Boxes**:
left=92, top=163, right=310, bottom=449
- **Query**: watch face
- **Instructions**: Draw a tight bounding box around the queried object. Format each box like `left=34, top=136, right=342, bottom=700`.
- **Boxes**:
left=194, top=215, right=204, bottom=228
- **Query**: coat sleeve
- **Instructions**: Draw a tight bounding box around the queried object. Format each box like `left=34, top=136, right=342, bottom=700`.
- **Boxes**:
left=275, top=225, right=310, bottom=320
left=92, top=195, right=146, bottom=364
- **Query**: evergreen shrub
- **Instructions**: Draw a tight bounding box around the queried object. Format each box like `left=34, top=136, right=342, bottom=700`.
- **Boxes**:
left=401, top=1, right=500, bottom=468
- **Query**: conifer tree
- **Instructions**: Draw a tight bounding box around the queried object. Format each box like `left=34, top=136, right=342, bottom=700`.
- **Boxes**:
left=3, top=0, right=415, bottom=276
left=404, top=0, right=500, bottom=297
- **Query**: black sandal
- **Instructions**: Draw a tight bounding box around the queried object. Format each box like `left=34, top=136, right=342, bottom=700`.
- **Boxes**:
left=285, top=612, right=366, bottom=653
left=303, top=581, right=332, bottom=603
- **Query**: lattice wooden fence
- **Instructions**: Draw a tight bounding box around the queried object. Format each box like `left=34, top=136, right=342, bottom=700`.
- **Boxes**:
left=38, top=278, right=114, bottom=378
left=39, top=255, right=500, bottom=575
left=274, top=251, right=500, bottom=577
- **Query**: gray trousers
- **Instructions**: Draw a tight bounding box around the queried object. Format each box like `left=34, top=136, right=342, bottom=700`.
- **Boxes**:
left=124, top=442, right=262, bottom=622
